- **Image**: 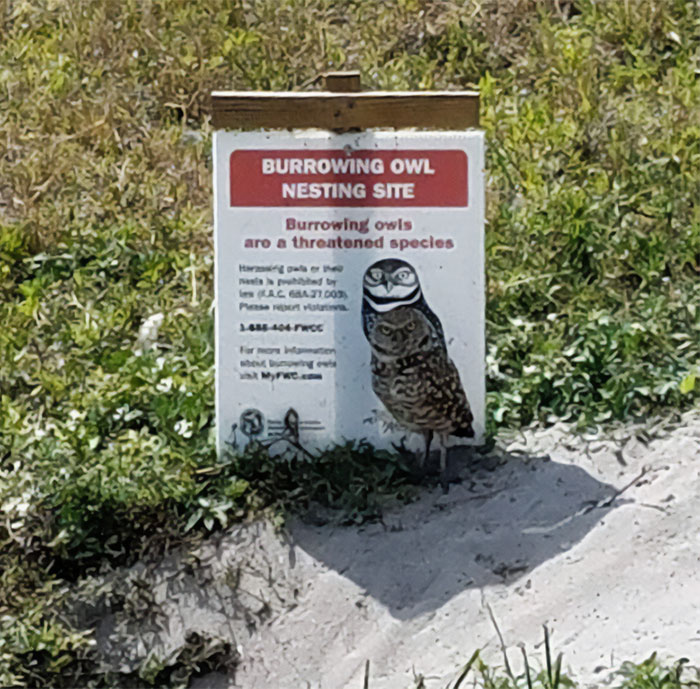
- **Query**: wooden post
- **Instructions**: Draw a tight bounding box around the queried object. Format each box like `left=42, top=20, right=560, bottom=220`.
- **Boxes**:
left=211, top=76, right=479, bottom=130
left=324, top=71, right=362, bottom=93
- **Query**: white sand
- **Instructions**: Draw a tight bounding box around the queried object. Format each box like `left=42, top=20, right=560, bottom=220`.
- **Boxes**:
left=233, top=416, right=700, bottom=688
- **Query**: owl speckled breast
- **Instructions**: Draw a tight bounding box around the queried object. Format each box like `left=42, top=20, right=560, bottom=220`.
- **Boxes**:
left=371, top=350, right=455, bottom=433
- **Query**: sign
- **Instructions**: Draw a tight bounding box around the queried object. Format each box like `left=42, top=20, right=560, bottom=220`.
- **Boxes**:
left=214, top=130, right=484, bottom=460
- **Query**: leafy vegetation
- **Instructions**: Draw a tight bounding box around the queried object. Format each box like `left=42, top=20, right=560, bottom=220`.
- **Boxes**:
left=434, top=650, right=700, bottom=689
left=3, top=0, right=700, bottom=684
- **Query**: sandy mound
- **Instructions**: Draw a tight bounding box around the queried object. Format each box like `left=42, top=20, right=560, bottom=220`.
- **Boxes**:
left=88, top=414, right=700, bottom=688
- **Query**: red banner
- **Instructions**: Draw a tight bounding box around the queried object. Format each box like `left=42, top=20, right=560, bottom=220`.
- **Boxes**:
left=230, top=149, right=468, bottom=207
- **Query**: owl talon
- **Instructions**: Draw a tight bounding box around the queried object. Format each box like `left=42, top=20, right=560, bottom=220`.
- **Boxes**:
left=391, top=437, right=410, bottom=455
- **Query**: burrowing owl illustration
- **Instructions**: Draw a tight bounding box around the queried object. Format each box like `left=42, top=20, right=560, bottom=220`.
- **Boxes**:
left=362, top=260, right=474, bottom=487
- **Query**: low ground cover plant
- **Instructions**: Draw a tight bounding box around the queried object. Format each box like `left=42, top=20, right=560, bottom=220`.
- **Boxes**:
left=3, top=0, right=700, bottom=684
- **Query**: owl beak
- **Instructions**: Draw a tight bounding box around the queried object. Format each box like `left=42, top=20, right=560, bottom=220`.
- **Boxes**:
left=381, top=276, right=393, bottom=293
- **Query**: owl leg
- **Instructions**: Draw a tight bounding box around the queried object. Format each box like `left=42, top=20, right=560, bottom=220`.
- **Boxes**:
left=422, top=429, right=433, bottom=469
left=439, top=432, right=449, bottom=493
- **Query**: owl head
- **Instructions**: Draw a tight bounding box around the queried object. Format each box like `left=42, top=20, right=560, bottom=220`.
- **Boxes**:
left=368, top=306, right=435, bottom=359
left=362, top=259, right=422, bottom=312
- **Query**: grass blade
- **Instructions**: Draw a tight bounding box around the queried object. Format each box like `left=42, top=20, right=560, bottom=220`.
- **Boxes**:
left=453, top=649, right=480, bottom=689
left=553, top=652, right=562, bottom=689
left=488, top=604, right=517, bottom=685
left=520, top=644, right=533, bottom=689
left=544, top=625, right=553, bottom=688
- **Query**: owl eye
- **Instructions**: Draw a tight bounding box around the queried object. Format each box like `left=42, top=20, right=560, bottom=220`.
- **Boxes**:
left=394, top=269, right=415, bottom=284
left=378, top=325, right=393, bottom=336
left=405, top=321, right=417, bottom=331
left=367, top=269, right=384, bottom=283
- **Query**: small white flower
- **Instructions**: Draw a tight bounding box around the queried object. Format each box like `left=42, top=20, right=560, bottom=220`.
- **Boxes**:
left=66, top=409, right=84, bottom=430
left=174, top=419, right=193, bottom=438
left=155, top=356, right=166, bottom=370
left=156, top=377, right=173, bottom=393
left=2, top=492, right=31, bottom=517
left=113, top=405, right=129, bottom=420
left=135, top=313, right=164, bottom=353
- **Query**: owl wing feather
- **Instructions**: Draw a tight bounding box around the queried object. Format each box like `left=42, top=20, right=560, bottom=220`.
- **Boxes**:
left=418, top=302, right=446, bottom=346
left=440, top=357, right=474, bottom=437
left=407, top=353, right=474, bottom=437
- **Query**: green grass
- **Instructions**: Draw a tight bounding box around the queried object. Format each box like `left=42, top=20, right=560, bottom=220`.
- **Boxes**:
left=401, top=630, right=700, bottom=689
left=3, top=0, right=700, bottom=684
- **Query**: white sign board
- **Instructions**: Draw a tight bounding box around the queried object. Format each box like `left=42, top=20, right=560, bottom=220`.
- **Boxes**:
left=214, top=130, right=484, bottom=463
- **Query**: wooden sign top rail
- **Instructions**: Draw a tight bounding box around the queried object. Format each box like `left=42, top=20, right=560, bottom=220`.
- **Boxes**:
left=211, top=90, right=480, bottom=131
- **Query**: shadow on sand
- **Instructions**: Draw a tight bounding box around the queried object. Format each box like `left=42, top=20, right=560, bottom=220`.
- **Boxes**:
left=288, top=449, right=621, bottom=620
